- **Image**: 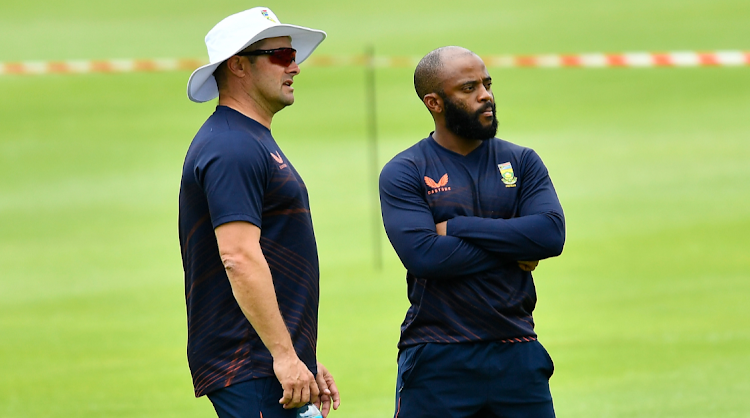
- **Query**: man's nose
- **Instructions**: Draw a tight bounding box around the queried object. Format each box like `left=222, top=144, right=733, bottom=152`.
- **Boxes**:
left=287, top=60, right=300, bottom=75
left=477, top=85, right=492, bottom=102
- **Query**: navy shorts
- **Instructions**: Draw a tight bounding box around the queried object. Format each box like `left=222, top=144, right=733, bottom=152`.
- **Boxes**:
left=394, top=340, right=556, bottom=418
left=207, top=377, right=297, bottom=418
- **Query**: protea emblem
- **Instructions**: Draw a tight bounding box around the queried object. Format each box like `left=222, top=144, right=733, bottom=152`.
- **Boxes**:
left=498, top=162, right=517, bottom=186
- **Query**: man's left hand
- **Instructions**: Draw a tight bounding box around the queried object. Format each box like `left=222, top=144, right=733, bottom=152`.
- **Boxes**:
left=436, top=221, right=447, bottom=236
left=314, top=362, right=340, bottom=417
left=517, top=260, right=539, bottom=272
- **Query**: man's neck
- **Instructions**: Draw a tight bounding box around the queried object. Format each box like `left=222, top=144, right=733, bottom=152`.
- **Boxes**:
left=431, top=126, right=483, bottom=156
left=218, top=94, right=274, bottom=129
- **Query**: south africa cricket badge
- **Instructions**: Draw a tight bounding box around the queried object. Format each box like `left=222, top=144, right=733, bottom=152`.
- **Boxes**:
left=498, top=162, right=518, bottom=187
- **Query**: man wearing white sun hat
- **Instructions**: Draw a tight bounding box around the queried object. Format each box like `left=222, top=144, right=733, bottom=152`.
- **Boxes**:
left=178, top=7, right=339, bottom=418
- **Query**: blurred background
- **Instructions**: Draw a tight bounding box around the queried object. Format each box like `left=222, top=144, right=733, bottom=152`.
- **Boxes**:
left=1, top=0, right=749, bottom=417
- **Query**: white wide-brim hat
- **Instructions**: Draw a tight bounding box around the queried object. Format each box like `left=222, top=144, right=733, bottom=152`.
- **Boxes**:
left=187, top=7, right=326, bottom=103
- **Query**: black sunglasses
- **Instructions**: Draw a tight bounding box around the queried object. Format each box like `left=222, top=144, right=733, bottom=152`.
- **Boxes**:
left=236, top=47, right=297, bottom=67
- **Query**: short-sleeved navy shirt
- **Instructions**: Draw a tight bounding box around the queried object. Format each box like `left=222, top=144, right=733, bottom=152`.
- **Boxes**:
left=179, top=106, right=319, bottom=397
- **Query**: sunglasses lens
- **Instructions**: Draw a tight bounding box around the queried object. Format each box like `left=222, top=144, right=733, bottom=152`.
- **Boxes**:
left=268, top=49, right=296, bottom=66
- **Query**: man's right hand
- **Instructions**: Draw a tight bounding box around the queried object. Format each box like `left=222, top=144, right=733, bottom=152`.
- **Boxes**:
left=274, top=354, right=320, bottom=409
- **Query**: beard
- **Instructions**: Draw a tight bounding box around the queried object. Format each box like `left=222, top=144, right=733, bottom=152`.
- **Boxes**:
left=440, top=93, right=498, bottom=140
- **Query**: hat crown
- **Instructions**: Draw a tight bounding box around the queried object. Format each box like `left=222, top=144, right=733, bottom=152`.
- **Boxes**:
left=205, top=7, right=281, bottom=63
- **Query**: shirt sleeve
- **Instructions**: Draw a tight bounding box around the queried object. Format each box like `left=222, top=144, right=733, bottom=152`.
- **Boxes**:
left=379, top=158, right=505, bottom=279
left=193, top=132, right=269, bottom=229
left=447, top=149, right=565, bottom=261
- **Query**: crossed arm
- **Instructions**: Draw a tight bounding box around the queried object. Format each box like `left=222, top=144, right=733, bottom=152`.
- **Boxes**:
left=380, top=167, right=505, bottom=278
left=434, top=221, right=541, bottom=271
left=214, top=221, right=340, bottom=416
left=380, top=154, right=564, bottom=279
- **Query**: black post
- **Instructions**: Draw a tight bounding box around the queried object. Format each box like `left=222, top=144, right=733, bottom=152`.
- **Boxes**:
left=366, top=45, right=382, bottom=270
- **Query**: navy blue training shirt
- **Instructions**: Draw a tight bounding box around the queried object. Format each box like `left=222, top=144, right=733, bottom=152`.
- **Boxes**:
left=379, top=135, right=565, bottom=349
left=179, top=106, right=319, bottom=397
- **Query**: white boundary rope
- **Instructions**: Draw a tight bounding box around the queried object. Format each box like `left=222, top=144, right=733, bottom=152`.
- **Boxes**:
left=1, top=51, right=748, bottom=75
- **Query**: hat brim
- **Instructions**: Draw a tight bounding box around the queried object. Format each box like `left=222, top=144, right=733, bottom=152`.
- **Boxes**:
left=187, top=24, right=326, bottom=103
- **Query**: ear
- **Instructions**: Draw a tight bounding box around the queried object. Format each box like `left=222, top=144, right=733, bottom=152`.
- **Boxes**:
left=423, top=93, right=442, bottom=114
left=225, top=56, right=247, bottom=78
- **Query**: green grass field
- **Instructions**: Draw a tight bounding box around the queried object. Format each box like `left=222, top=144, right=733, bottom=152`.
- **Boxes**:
left=1, top=1, right=749, bottom=417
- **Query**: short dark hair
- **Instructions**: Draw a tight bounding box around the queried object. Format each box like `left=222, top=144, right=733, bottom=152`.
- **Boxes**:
left=414, top=46, right=474, bottom=100
left=213, top=61, right=229, bottom=91
left=413, top=48, right=444, bottom=100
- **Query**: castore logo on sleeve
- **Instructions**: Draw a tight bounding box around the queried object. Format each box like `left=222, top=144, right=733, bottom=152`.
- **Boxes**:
left=424, top=174, right=451, bottom=195
left=270, top=151, right=288, bottom=169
